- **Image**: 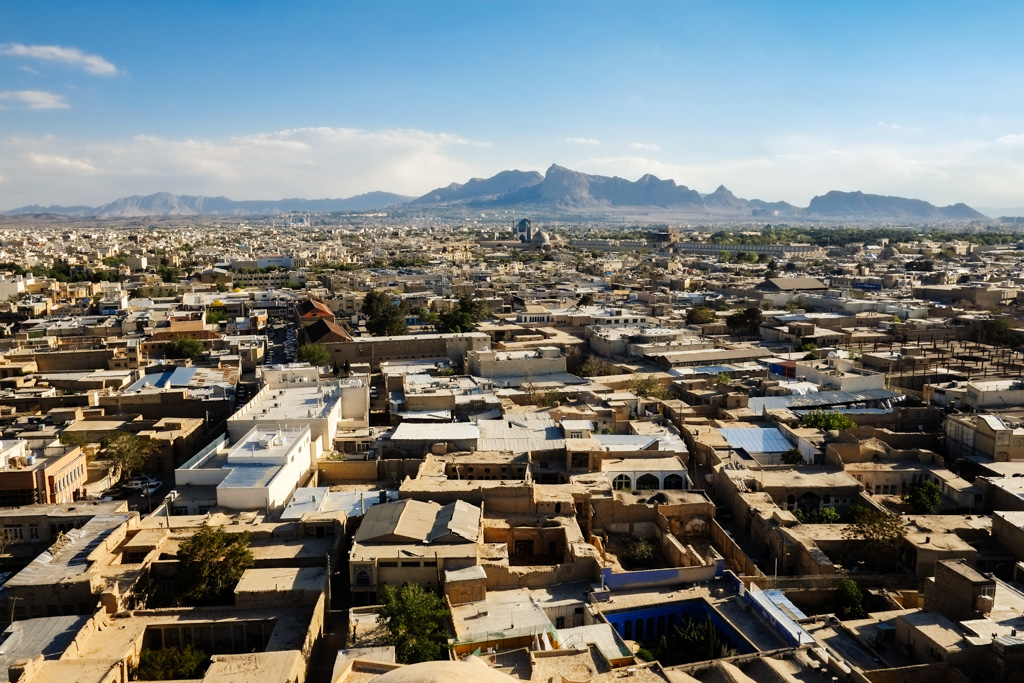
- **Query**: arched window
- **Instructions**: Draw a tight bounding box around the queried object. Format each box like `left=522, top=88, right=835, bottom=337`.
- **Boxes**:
left=637, top=474, right=660, bottom=490
left=613, top=474, right=632, bottom=490
left=355, top=569, right=371, bottom=587
left=664, top=474, right=684, bottom=489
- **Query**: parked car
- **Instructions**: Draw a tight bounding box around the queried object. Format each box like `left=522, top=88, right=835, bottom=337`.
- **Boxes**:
left=142, top=481, right=163, bottom=495
left=125, top=476, right=158, bottom=491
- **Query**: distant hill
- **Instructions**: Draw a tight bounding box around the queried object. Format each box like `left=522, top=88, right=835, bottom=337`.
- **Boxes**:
left=3, top=191, right=412, bottom=218
left=3, top=166, right=988, bottom=221
left=806, top=191, right=988, bottom=220
left=409, top=169, right=543, bottom=205
left=484, top=164, right=706, bottom=210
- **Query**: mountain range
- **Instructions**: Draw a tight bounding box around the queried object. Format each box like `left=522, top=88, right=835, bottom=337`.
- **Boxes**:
left=2, top=164, right=989, bottom=221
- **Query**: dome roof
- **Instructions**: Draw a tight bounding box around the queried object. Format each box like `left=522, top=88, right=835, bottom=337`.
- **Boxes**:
left=532, top=229, right=551, bottom=244
left=375, top=659, right=516, bottom=683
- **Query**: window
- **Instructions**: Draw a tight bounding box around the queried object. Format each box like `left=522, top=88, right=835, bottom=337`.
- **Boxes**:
left=3, top=525, right=23, bottom=541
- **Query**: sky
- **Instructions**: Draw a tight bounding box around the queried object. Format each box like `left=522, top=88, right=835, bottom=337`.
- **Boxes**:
left=3, top=1, right=1024, bottom=211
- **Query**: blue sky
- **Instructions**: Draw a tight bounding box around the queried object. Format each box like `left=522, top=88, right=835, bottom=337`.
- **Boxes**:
left=3, top=1, right=1024, bottom=210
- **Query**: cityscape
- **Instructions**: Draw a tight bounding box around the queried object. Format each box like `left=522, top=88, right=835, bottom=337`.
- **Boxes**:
left=4, top=3, right=1024, bottom=683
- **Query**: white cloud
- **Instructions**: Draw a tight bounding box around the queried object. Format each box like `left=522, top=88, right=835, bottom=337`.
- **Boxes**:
left=564, top=137, right=601, bottom=146
left=0, top=43, right=119, bottom=76
left=629, top=142, right=660, bottom=151
left=574, top=133, right=1024, bottom=207
left=0, top=90, right=70, bottom=109
left=0, top=126, right=495, bottom=208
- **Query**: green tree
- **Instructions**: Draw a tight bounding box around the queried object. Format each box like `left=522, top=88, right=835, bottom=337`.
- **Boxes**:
left=136, top=645, right=209, bottom=680
left=576, top=292, right=595, bottom=308
left=794, top=506, right=840, bottom=524
left=780, top=447, right=804, bottom=465
left=834, top=579, right=866, bottom=620
left=725, top=307, right=763, bottom=333
left=176, top=524, right=254, bottom=606
left=297, top=343, right=331, bottom=366
left=165, top=336, right=204, bottom=359
left=842, top=508, right=906, bottom=565
left=436, top=308, right=475, bottom=333
left=800, top=410, right=857, bottom=431
left=625, top=538, right=656, bottom=570
left=627, top=374, right=667, bottom=399
left=205, top=309, right=227, bottom=324
left=686, top=306, right=715, bottom=325
left=377, top=583, right=451, bottom=664
left=903, top=480, right=942, bottom=514
left=101, top=431, right=158, bottom=480
left=970, top=318, right=1017, bottom=347
left=362, top=291, right=409, bottom=336
left=215, top=282, right=228, bottom=293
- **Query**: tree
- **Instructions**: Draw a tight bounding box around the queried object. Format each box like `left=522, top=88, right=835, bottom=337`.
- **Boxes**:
left=780, top=448, right=804, bottom=465
left=625, top=538, right=656, bottom=569
left=627, top=374, right=667, bottom=399
left=686, top=306, right=715, bottom=325
left=725, top=307, right=763, bottom=333
left=136, top=645, right=209, bottom=680
left=362, top=291, right=408, bottom=336
left=794, top=506, right=839, bottom=524
left=297, top=343, right=331, bottom=366
left=205, top=309, right=227, bottom=325
left=800, top=410, right=857, bottom=432
left=576, top=292, right=595, bottom=308
left=903, top=480, right=942, bottom=514
left=176, top=524, right=254, bottom=606
left=970, top=318, right=1017, bottom=347
left=165, top=336, right=204, bottom=359
left=834, top=578, right=866, bottom=620
left=101, top=431, right=158, bottom=480
left=377, top=582, right=451, bottom=664
left=436, top=308, right=475, bottom=333
left=842, top=508, right=906, bottom=565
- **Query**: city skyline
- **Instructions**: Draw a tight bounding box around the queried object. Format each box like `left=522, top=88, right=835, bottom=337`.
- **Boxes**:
left=3, top=1, right=1024, bottom=211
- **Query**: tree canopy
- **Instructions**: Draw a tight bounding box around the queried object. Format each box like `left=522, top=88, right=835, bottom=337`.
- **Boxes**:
left=725, top=307, right=763, bottom=333
left=165, top=336, right=204, bottom=359
left=842, top=507, right=906, bottom=566
left=377, top=582, right=451, bottom=664
left=101, top=431, right=158, bottom=480
left=362, top=290, right=409, bottom=336
left=136, top=645, right=208, bottom=681
left=297, top=342, right=331, bottom=366
left=903, top=480, right=942, bottom=514
left=627, top=374, right=668, bottom=399
left=176, top=524, right=254, bottom=606
left=800, top=410, right=857, bottom=432
left=834, top=578, right=866, bottom=620
left=686, top=306, right=715, bottom=325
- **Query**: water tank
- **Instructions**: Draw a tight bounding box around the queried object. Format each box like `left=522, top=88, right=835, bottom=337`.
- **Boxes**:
left=25, top=455, right=36, bottom=466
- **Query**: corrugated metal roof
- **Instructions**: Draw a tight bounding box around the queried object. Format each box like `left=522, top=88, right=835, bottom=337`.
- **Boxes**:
left=719, top=427, right=793, bottom=454
left=428, top=500, right=480, bottom=543
left=478, top=417, right=565, bottom=453
left=168, top=366, right=198, bottom=387
left=355, top=498, right=481, bottom=545
left=748, top=389, right=901, bottom=413
left=391, top=422, right=479, bottom=442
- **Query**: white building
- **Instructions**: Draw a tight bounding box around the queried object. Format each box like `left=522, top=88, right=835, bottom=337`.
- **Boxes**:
left=174, top=425, right=314, bottom=511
